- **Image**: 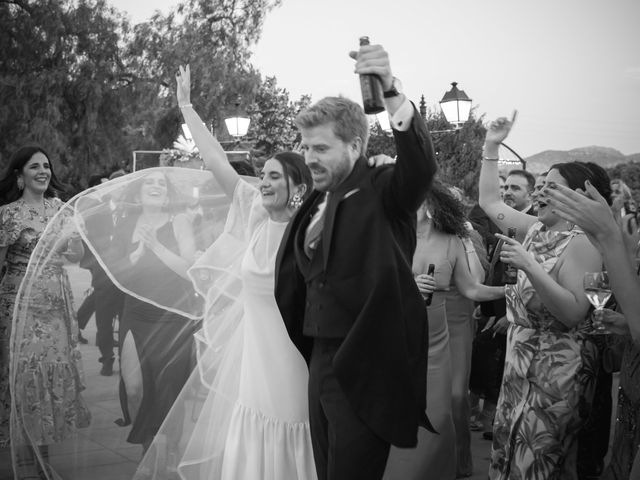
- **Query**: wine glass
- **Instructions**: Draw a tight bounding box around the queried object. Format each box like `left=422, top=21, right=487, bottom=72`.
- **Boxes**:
left=583, top=271, right=612, bottom=334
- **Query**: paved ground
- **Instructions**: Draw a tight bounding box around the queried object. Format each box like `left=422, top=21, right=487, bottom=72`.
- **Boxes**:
left=0, top=266, right=619, bottom=479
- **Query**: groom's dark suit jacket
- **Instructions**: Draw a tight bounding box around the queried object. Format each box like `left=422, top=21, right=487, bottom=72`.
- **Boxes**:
left=275, top=105, right=437, bottom=448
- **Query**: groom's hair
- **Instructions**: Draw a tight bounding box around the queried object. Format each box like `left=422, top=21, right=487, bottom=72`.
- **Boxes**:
left=296, top=96, right=369, bottom=154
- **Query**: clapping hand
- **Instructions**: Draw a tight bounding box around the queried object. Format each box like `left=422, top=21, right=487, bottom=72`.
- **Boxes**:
left=495, top=232, right=533, bottom=271
left=137, top=223, right=160, bottom=252
left=176, top=65, right=192, bottom=108
left=543, top=181, right=639, bottom=255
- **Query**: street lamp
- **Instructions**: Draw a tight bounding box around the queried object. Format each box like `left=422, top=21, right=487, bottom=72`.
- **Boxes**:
left=425, top=82, right=527, bottom=169
left=439, top=82, right=472, bottom=129
left=224, top=95, right=250, bottom=141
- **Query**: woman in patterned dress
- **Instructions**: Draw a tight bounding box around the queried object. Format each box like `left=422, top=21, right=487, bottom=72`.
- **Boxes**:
left=543, top=181, right=640, bottom=480
left=0, top=146, right=90, bottom=479
left=478, top=114, right=612, bottom=480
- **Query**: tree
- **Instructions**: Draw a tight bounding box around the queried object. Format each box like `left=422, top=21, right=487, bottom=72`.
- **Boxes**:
left=606, top=161, right=640, bottom=203
left=365, top=107, right=487, bottom=201
left=247, top=76, right=311, bottom=157
left=0, top=0, right=285, bottom=192
left=0, top=0, right=133, bottom=193
left=123, top=0, right=281, bottom=149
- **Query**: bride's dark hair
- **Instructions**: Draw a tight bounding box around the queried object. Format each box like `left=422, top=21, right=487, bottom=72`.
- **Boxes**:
left=273, top=151, right=313, bottom=202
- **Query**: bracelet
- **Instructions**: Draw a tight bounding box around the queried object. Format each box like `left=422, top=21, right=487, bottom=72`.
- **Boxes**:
left=179, top=103, right=192, bottom=109
left=465, top=249, right=476, bottom=254
left=483, top=157, right=499, bottom=162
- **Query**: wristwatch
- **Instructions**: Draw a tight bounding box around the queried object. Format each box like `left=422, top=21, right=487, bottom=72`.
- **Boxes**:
left=383, top=77, right=403, bottom=98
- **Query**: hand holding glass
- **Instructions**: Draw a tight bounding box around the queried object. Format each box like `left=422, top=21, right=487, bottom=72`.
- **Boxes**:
left=583, top=271, right=611, bottom=334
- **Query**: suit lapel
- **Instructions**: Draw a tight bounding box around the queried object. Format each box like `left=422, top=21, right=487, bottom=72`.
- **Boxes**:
left=321, top=157, right=367, bottom=269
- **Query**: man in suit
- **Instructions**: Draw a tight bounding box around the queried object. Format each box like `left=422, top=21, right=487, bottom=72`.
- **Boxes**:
left=503, top=169, right=536, bottom=215
left=275, top=43, right=437, bottom=480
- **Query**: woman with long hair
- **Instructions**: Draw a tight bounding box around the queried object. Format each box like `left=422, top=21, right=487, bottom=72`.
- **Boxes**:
left=384, top=180, right=504, bottom=480
left=479, top=113, right=610, bottom=479
left=0, top=146, right=89, bottom=479
left=105, top=169, right=201, bottom=453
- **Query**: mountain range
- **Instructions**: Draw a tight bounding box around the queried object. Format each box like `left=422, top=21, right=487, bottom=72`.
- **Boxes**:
left=524, top=146, right=640, bottom=174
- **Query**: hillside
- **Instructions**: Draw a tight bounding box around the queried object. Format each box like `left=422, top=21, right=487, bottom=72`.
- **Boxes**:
left=524, top=146, right=638, bottom=174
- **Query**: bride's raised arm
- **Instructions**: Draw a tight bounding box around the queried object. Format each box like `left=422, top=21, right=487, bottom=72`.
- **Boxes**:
left=177, top=64, right=240, bottom=199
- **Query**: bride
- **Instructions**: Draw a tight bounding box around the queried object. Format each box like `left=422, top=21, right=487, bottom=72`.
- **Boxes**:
left=135, top=65, right=317, bottom=480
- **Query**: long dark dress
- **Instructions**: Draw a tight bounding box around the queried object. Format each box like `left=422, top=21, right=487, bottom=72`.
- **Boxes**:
left=114, top=220, right=198, bottom=445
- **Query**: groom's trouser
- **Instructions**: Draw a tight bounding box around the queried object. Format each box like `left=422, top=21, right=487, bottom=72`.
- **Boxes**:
left=308, top=338, right=390, bottom=480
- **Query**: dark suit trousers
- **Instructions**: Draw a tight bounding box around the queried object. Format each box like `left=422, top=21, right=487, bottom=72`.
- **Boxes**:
left=309, top=338, right=390, bottom=480
left=76, top=282, right=122, bottom=361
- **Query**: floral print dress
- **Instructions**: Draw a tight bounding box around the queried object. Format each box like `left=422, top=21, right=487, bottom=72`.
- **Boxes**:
left=488, top=222, right=598, bottom=480
left=0, top=198, right=90, bottom=448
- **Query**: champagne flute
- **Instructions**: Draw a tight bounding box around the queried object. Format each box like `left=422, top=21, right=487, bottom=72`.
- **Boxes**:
left=583, top=271, right=612, bottom=334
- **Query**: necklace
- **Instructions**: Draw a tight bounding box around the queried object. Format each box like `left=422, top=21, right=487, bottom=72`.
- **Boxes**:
left=21, top=197, right=48, bottom=222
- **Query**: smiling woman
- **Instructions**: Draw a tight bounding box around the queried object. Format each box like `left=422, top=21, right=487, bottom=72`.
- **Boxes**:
left=0, top=145, right=89, bottom=479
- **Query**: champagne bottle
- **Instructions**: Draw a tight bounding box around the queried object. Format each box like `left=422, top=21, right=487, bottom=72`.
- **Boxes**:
left=502, top=227, right=518, bottom=284
left=424, top=263, right=436, bottom=306
left=358, top=36, right=385, bottom=115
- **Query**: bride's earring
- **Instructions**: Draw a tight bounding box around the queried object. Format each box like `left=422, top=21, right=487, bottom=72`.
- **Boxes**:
left=17, top=176, right=24, bottom=191
left=289, top=192, right=303, bottom=210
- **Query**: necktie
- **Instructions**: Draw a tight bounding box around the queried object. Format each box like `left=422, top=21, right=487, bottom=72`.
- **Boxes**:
left=304, top=193, right=328, bottom=257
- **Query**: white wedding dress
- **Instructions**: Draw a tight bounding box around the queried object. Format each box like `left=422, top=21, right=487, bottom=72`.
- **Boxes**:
left=136, top=179, right=316, bottom=480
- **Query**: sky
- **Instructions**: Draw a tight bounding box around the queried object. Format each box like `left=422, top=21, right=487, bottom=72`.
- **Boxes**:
left=108, top=0, right=640, bottom=158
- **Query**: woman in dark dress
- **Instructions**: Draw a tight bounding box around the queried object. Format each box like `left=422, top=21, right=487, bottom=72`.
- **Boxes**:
left=107, top=170, right=199, bottom=451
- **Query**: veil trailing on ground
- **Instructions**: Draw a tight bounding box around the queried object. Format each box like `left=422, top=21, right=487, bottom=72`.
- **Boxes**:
left=10, top=167, right=238, bottom=480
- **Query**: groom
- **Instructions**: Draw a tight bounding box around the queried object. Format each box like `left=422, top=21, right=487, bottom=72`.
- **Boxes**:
left=275, top=42, right=437, bottom=479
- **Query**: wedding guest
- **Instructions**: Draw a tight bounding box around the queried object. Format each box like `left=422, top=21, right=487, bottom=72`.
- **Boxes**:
left=0, top=146, right=90, bottom=479
left=543, top=180, right=640, bottom=480
left=479, top=113, right=610, bottom=479
left=503, top=169, right=536, bottom=215
left=103, top=170, right=199, bottom=453
left=384, top=182, right=504, bottom=480
left=76, top=173, right=123, bottom=376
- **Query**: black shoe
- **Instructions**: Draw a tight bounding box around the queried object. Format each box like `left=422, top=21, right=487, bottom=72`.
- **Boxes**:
left=100, top=358, right=114, bottom=376
left=482, top=431, right=493, bottom=441
left=78, top=332, right=88, bottom=344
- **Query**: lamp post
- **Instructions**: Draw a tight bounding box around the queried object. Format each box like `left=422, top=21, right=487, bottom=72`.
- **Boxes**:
left=439, top=82, right=472, bottom=130
left=224, top=95, right=251, bottom=143
left=425, top=82, right=526, bottom=169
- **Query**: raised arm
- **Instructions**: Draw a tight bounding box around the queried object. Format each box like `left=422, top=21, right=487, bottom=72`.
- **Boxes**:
left=479, top=113, right=535, bottom=242
left=351, top=45, right=437, bottom=214
left=176, top=65, right=239, bottom=199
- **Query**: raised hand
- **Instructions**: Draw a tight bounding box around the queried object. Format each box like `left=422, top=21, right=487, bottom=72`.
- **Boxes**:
left=349, top=44, right=393, bottom=91
left=176, top=65, right=192, bottom=108
left=484, top=111, right=518, bottom=147
left=543, top=181, right=620, bottom=251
